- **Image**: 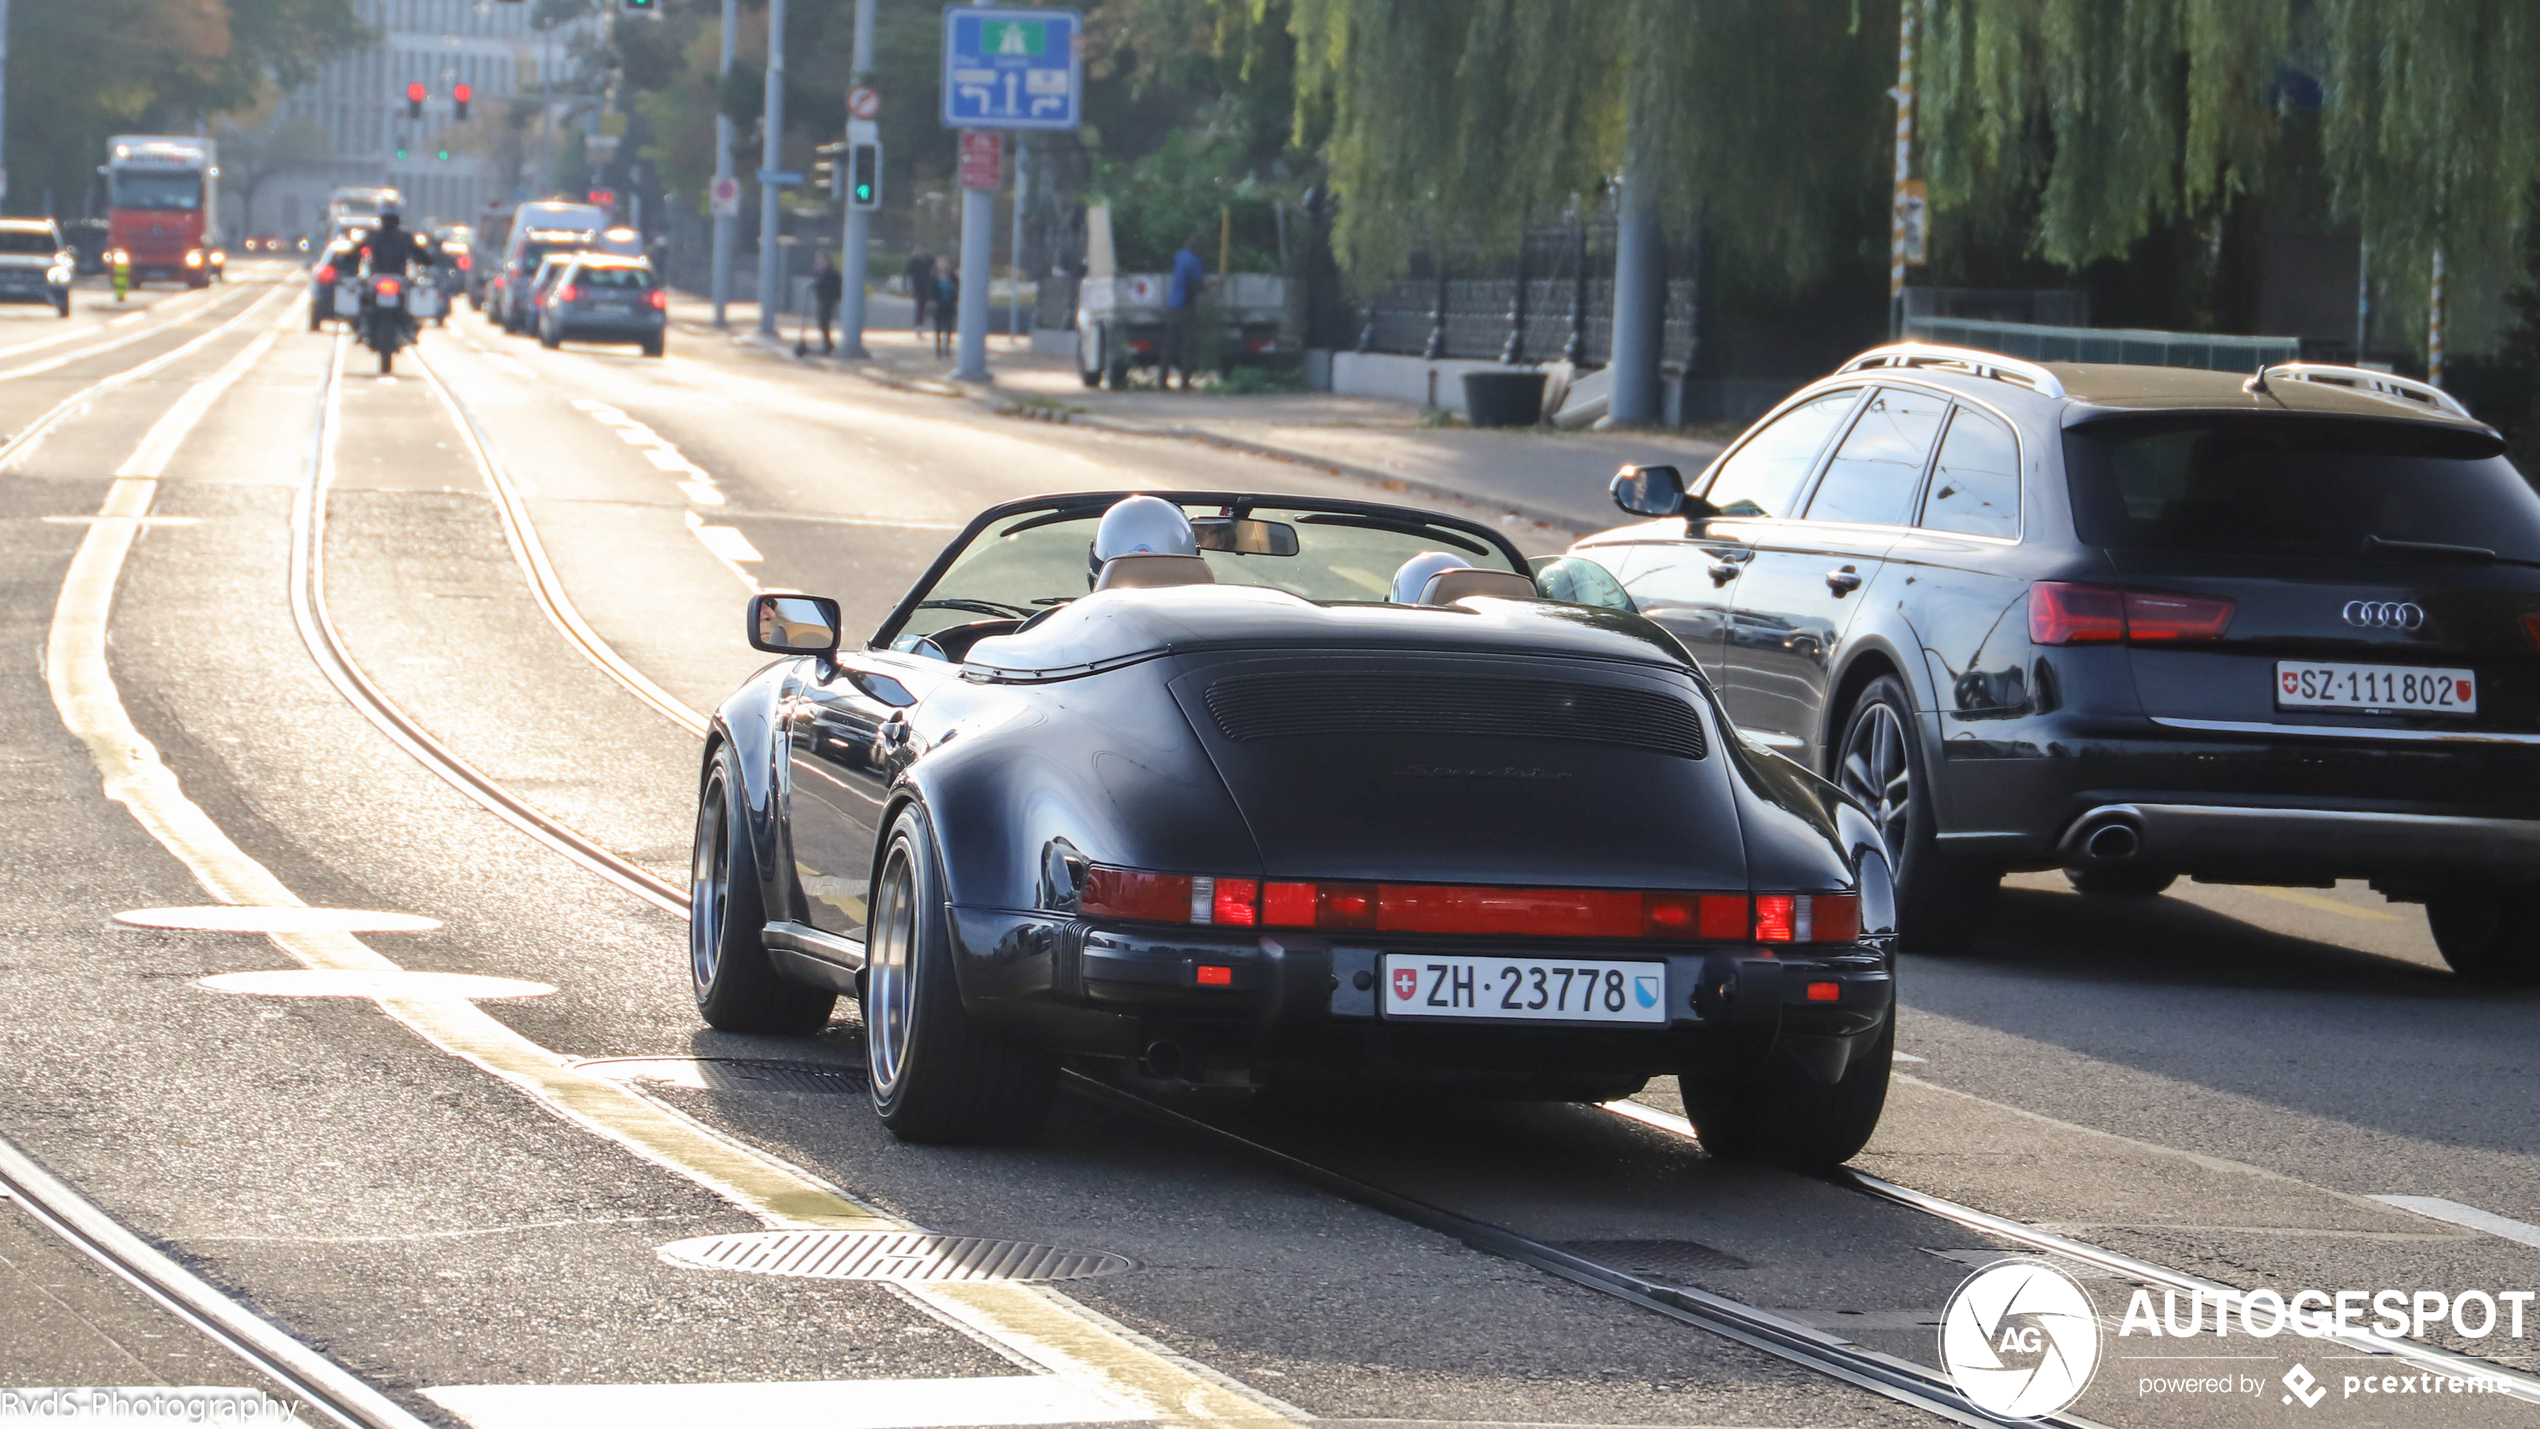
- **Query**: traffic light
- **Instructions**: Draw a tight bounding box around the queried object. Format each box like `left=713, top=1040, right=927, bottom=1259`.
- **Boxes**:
left=453, top=83, right=471, bottom=121
left=813, top=141, right=844, bottom=197
left=437, top=150, right=451, bottom=162
left=848, top=139, right=881, bottom=209
left=406, top=82, right=425, bottom=120
left=621, top=0, right=656, bottom=13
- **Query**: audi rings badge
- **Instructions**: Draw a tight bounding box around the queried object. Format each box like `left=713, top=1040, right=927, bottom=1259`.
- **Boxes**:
left=2343, top=601, right=2426, bottom=630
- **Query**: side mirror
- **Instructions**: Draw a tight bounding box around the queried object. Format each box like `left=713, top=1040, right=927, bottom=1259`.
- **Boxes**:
left=747, top=592, right=842, bottom=656
left=1612, top=464, right=1686, bottom=517
left=1191, top=516, right=1301, bottom=556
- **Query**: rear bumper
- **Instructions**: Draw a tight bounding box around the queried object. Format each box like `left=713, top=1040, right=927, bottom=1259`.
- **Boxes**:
left=553, top=318, right=663, bottom=342
left=1935, top=709, right=2540, bottom=884
left=947, top=908, right=1893, bottom=1087
left=2058, top=802, right=2540, bottom=884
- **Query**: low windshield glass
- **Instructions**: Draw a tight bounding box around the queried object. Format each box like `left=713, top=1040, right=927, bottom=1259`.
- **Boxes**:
left=0, top=230, right=58, bottom=255
left=2064, top=417, right=2540, bottom=562
left=110, top=172, right=202, bottom=211
left=891, top=501, right=1526, bottom=644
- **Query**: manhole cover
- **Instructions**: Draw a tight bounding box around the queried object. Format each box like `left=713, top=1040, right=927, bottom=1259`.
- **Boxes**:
left=1554, top=1238, right=1751, bottom=1281
left=659, top=1230, right=1134, bottom=1283
left=576, top=1057, right=866, bottom=1094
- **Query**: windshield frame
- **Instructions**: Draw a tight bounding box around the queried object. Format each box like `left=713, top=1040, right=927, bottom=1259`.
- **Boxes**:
left=869, top=492, right=1533, bottom=651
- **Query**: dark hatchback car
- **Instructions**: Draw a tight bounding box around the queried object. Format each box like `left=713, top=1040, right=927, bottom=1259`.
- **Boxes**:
left=1568, top=343, right=2540, bottom=979
left=536, top=256, right=666, bottom=356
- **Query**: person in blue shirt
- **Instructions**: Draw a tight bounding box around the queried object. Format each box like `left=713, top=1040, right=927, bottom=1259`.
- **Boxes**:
left=1163, top=232, right=1205, bottom=390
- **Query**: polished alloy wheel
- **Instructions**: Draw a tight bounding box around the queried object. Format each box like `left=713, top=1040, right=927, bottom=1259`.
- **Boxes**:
left=1840, top=699, right=1912, bottom=864
left=865, top=846, right=917, bottom=1094
left=689, top=781, right=729, bottom=995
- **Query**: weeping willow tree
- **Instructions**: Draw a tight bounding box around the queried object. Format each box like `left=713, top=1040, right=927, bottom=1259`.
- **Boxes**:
left=1286, top=0, right=1887, bottom=287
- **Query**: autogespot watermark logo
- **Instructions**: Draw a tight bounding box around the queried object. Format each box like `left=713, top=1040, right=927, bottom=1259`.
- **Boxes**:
left=1939, top=1258, right=2103, bottom=1420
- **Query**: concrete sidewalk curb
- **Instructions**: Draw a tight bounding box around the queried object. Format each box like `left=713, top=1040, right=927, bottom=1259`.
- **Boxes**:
left=699, top=324, right=1601, bottom=536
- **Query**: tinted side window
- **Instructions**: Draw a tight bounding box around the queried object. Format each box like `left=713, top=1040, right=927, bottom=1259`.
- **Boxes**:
left=1701, top=391, right=1858, bottom=519
left=1806, top=386, right=1949, bottom=526
left=1920, top=407, right=2022, bottom=538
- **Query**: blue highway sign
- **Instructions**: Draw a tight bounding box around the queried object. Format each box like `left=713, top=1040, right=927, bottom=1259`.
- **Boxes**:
left=941, top=8, right=1082, bottom=131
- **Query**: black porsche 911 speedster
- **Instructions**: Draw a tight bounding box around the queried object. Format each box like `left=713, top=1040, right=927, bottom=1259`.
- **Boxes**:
left=688, top=490, right=1898, bottom=1168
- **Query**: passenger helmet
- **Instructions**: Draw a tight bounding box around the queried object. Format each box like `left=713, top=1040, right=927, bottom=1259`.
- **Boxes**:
left=1388, top=550, right=1473, bottom=605
left=1090, top=495, right=1198, bottom=572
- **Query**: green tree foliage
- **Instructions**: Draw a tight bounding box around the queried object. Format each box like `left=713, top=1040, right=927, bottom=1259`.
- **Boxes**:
left=9, top=0, right=370, bottom=214
left=1085, top=0, right=1304, bottom=270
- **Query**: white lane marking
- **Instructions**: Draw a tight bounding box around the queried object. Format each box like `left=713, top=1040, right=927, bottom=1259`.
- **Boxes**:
left=693, top=524, right=763, bottom=562
left=1894, top=1051, right=1927, bottom=1064
left=2370, top=1196, right=2540, bottom=1250
left=115, top=905, right=442, bottom=933
left=41, top=514, right=200, bottom=525
left=613, top=425, right=667, bottom=445
left=0, top=283, right=239, bottom=383
left=685, top=509, right=764, bottom=588
left=424, top=1377, right=1135, bottom=1429
left=483, top=353, right=535, bottom=379
left=0, top=286, right=290, bottom=474
left=678, top=481, right=725, bottom=506
left=642, top=447, right=699, bottom=472
left=200, top=970, right=558, bottom=1000
left=118, top=309, right=296, bottom=477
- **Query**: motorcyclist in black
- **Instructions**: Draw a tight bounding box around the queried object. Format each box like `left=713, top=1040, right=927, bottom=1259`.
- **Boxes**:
left=358, top=200, right=437, bottom=278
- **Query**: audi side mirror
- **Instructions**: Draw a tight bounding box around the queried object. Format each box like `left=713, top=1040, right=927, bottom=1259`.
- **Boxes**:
left=1612, top=464, right=1716, bottom=521
left=748, top=592, right=842, bottom=656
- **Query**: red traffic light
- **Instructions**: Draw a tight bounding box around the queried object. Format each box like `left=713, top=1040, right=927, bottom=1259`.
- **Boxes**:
left=406, top=82, right=426, bottom=102
left=453, top=83, right=472, bottom=103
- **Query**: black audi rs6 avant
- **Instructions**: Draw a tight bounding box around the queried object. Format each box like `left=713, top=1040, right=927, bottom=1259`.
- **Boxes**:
left=1573, top=343, right=2540, bottom=976
left=688, top=492, right=1897, bottom=1166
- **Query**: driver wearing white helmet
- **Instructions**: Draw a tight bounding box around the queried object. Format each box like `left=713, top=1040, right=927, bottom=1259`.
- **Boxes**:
left=1087, top=495, right=1214, bottom=590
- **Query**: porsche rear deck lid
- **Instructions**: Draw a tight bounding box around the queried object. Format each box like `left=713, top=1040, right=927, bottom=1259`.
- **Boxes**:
left=960, top=583, right=1690, bottom=683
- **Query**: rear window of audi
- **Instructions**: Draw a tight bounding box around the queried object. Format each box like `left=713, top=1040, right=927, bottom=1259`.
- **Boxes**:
left=2064, top=416, right=2540, bottom=562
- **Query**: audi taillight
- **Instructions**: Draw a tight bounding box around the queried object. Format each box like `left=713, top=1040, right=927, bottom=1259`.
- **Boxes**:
left=553, top=284, right=578, bottom=304
left=2030, top=582, right=2233, bottom=645
left=1082, top=866, right=1860, bottom=943
left=647, top=288, right=668, bottom=310
left=314, top=264, right=336, bottom=285
left=456, top=254, right=472, bottom=270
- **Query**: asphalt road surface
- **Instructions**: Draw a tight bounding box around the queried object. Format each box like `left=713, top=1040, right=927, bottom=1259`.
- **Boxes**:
left=2, top=264, right=2536, bottom=1429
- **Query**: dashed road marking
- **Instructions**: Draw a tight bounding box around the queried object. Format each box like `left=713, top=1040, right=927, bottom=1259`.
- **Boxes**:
left=115, top=905, right=442, bottom=933
left=199, top=969, right=558, bottom=1000
left=2372, top=1196, right=2540, bottom=1251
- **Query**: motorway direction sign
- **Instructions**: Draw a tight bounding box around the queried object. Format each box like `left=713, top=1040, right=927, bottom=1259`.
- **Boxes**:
left=941, top=8, right=1082, bottom=130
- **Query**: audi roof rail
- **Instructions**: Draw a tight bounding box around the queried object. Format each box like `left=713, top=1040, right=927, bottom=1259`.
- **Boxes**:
left=1836, top=342, right=2068, bottom=400
left=2244, top=362, right=2475, bottom=420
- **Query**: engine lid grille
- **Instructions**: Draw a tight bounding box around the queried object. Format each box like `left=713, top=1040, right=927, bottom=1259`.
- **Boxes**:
left=1202, top=671, right=1706, bottom=759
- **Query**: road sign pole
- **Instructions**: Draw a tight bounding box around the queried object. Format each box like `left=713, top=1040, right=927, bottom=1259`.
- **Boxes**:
left=755, top=0, right=787, bottom=337
left=952, top=0, right=993, bottom=381
left=711, top=0, right=736, bottom=326
left=837, top=0, right=875, bottom=359
left=1009, top=135, right=1026, bottom=348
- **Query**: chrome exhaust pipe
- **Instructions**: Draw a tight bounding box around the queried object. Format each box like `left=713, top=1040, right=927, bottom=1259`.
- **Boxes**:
left=1140, top=1041, right=1186, bottom=1080
left=2083, top=820, right=2141, bottom=862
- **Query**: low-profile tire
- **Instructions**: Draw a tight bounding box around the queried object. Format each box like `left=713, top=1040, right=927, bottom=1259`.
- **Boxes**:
left=690, top=743, right=837, bottom=1033
left=539, top=324, right=560, bottom=350
left=642, top=335, right=665, bottom=358
left=2064, top=865, right=2178, bottom=897
left=2426, top=889, right=2540, bottom=985
left=1680, top=1016, right=1894, bottom=1171
left=55, top=298, right=70, bottom=318
left=864, top=804, right=1056, bottom=1144
left=1835, top=675, right=1996, bottom=952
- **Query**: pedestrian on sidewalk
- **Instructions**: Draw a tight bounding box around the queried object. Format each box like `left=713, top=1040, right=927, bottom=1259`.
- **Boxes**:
left=1163, top=230, right=1206, bottom=390
left=812, top=253, right=843, bottom=354
left=931, top=256, right=958, bottom=359
left=906, top=251, right=934, bottom=332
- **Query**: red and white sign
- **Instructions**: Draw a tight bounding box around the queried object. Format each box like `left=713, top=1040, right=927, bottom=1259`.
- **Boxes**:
left=847, top=85, right=881, bottom=121
left=709, top=175, right=741, bottom=217
left=1391, top=967, right=1419, bottom=1002
left=958, top=130, right=1002, bottom=191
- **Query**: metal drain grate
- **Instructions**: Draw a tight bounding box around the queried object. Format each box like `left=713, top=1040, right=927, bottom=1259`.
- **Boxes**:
left=659, top=1230, right=1135, bottom=1284
left=1554, top=1238, right=1751, bottom=1282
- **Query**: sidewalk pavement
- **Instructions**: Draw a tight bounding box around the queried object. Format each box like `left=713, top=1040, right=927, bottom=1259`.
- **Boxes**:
left=666, top=291, right=1725, bottom=535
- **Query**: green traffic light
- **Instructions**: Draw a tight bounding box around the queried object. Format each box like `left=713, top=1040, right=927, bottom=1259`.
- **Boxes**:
left=396, top=148, right=408, bottom=160
left=437, top=150, right=450, bottom=161
left=854, top=183, right=874, bottom=202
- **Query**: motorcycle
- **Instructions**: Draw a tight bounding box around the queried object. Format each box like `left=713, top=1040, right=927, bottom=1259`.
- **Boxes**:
left=361, top=271, right=415, bottom=375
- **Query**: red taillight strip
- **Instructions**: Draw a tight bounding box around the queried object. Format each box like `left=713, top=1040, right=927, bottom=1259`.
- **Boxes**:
left=2030, top=581, right=2234, bottom=646
left=1081, top=866, right=1861, bottom=943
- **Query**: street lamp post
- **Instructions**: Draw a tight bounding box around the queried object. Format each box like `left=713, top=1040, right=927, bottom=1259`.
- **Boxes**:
left=836, top=0, right=874, bottom=359
left=755, top=0, right=787, bottom=337
left=711, top=0, right=735, bottom=326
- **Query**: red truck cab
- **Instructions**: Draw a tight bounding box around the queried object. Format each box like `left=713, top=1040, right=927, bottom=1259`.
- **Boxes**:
left=106, top=136, right=220, bottom=289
